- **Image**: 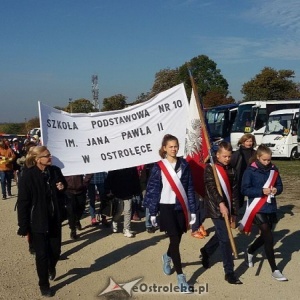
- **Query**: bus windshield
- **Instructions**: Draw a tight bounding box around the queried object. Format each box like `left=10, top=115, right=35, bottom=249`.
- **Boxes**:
left=206, top=109, right=225, bottom=139
left=264, top=114, right=293, bottom=135
left=205, top=104, right=238, bottom=142
left=232, top=104, right=267, bottom=133
left=231, top=104, right=253, bottom=133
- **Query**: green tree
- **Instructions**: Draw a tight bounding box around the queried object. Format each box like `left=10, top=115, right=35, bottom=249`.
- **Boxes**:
left=150, top=68, right=181, bottom=98
left=133, top=92, right=151, bottom=104
left=25, top=117, right=40, bottom=133
left=67, top=98, right=96, bottom=113
left=241, top=67, right=300, bottom=101
left=178, top=55, right=229, bottom=99
left=203, top=91, right=235, bottom=108
left=54, top=105, right=66, bottom=111
left=101, top=94, right=127, bottom=111
left=0, top=123, right=23, bottom=134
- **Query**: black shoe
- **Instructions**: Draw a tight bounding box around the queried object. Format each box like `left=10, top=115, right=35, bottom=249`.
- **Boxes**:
left=40, top=287, right=53, bottom=297
left=70, top=230, right=78, bottom=240
left=101, top=216, right=110, bottom=228
left=200, top=248, right=210, bottom=269
left=2, top=195, right=7, bottom=200
left=49, top=268, right=56, bottom=281
left=146, top=227, right=155, bottom=233
left=29, top=247, right=35, bottom=255
left=75, top=221, right=82, bottom=231
left=225, top=272, right=243, bottom=284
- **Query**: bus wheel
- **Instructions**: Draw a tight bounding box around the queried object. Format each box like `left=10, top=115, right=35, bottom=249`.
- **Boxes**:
left=290, top=147, right=300, bottom=160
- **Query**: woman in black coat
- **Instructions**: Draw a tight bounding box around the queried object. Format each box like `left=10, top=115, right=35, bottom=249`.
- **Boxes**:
left=17, top=146, right=67, bottom=297
left=230, top=133, right=256, bottom=208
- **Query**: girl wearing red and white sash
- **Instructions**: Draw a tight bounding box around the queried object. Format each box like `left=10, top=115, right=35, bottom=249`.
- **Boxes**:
left=143, top=134, right=196, bottom=293
left=200, top=142, right=242, bottom=284
left=241, top=145, right=287, bottom=281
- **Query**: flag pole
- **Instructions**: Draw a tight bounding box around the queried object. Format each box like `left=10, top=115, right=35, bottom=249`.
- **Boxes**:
left=188, top=69, right=238, bottom=259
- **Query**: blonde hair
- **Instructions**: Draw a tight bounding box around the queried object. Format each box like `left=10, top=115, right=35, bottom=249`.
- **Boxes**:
left=249, top=144, right=272, bottom=163
left=25, top=146, right=48, bottom=168
left=256, top=144, right=272, bottom=158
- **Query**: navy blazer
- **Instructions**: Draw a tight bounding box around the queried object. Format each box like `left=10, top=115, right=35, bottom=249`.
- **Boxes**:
left=143, top=157, right=196, bottom=216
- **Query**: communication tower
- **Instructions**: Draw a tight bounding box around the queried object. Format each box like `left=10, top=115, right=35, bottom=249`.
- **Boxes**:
left=91, top=75, right=99, bottom=111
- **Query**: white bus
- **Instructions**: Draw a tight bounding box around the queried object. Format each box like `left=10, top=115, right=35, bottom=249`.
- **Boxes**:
left=261, top=109, right=299, bottom=159
left=230, top=100, right=300, bottom=150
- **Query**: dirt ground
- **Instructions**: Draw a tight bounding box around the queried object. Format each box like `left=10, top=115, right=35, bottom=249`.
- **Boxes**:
left=1, top=173, right=300, bottom=300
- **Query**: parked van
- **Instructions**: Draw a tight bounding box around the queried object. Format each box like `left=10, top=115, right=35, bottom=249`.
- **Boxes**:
left=231, top=99, right=300, bottom=150
left=262, top=108, right=299, bottom=159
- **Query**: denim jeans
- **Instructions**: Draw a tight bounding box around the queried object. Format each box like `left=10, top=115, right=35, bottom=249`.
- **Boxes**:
left=145, top=207, right=152, bottom=228
left=87, top=183, right=105, bottom=218
left=203, top=218, right=234, bottom=274
left=0, top=170, right=12, bottom=197
left=131, top=195, right=141, bottom=217
left=112, top=198, right=132, bottom=231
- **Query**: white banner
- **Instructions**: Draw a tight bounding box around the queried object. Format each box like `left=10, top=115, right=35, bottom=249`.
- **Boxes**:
left=39, top=83, right=189, bottom=176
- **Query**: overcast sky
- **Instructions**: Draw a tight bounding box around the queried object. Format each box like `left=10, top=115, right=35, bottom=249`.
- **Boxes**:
left=1, top=0, right=300, bottom=123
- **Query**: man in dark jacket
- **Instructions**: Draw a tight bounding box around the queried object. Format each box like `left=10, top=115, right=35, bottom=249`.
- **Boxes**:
left=200, top=142, right=242, bottom=285
left=105, top=167, right=141, bottom=238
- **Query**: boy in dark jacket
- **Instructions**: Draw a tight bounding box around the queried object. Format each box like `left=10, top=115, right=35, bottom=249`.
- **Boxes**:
left=105, top=167, right=141, bottom=238
left=200, top=142, right=242, bottom=285
left=65, top=174, right=92, bottom=240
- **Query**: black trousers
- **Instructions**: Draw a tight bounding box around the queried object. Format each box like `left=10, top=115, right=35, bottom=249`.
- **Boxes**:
left=66, top=192, right=86, bottom=230
left=31, top=231, right=61, bottom=288
left=203, top=218, right=234, bottom=275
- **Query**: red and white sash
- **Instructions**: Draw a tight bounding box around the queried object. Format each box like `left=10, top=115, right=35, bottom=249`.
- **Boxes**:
left=239, top=169, right=278, bottom=233
left=214, top=164, right=232, bottom=214
left=158, top=159, right=190, bottom=228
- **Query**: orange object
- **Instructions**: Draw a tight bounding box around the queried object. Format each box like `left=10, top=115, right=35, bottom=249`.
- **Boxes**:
left=198, top=225, right=208, bottom=237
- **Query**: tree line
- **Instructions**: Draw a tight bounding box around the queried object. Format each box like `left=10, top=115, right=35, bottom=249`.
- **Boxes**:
left=1, top=54, right=300, bottom=135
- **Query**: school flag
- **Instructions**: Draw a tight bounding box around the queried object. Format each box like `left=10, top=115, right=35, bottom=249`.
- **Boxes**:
left=184, top=90, right=209, bottom=197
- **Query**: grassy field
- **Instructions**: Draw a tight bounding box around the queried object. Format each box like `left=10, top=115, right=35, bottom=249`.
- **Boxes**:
left=273, top=159, right=300, bottom=177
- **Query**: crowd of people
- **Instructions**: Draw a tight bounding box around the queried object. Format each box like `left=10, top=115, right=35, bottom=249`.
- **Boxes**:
left=0, top=132, right=288, bottom=297
left=0, top=135, right=40, bottom=199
